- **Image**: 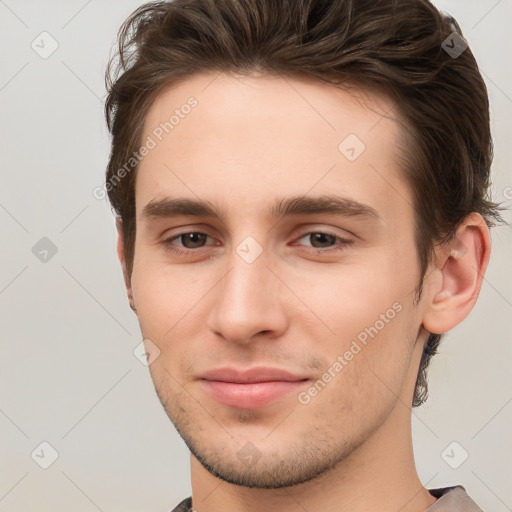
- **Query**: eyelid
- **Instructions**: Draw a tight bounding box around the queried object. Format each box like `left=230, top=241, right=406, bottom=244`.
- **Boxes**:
left=294, top=230, right=352, bottom=243
left=162, top=224, right=353, bottom=243
left=292, top=224, right=356, bottom=241
left=159, top=224, right=218, bottom=241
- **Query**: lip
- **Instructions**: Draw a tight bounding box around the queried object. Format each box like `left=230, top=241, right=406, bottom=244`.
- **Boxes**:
left=198, top=367, right=310, bottom=409
left=199, top=366, right=307, bottom=383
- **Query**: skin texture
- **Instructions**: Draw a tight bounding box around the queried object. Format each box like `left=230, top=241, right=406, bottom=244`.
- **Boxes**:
left=116, top=73, right=490, bottom=512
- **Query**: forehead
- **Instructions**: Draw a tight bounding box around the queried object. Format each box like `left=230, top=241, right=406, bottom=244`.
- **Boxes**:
left=136, top=72, right=412, bottom=225
left=142, top=73, right=398, bottom=152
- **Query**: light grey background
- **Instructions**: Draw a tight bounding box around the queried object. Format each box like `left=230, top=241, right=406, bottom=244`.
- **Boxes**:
left=0, top=0, right=510, bottom=510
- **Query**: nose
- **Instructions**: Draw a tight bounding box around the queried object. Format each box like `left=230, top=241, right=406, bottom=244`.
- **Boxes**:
left=206, top=245, right=289, bottom=345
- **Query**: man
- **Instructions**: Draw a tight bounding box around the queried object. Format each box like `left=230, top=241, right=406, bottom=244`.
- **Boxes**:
left=104, top=0, right=502, bottom=510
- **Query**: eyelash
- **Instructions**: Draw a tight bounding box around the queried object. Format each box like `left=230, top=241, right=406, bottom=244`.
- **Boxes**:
left=162, top=230, right=353, bottom=256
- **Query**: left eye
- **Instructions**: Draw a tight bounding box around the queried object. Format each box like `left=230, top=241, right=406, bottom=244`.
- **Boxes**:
left=295, top=232, right=352, bottom=251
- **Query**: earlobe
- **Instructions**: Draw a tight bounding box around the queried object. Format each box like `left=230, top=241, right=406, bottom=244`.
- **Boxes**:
left=115, top=217, right=136, bottom=313
left=422, top=213, right=491, bottom=334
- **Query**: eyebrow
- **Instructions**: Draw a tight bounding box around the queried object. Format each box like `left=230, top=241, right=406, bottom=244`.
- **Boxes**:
left=141, top=194, right=380, bottom=223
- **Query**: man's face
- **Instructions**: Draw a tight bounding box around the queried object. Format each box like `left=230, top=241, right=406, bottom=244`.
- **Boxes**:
left=127, top=73, right=429, bottom=488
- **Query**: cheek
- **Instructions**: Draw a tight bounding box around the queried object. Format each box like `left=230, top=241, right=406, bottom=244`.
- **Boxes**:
left=295, top=259, right=419, bottom=399
left=297, top=258, right=411, bottom=338
left=303, top=305, right=416, bottom=429
left=130, top=250, right=226, bottom=377
left=131, top=261, right=207, bottom=391
left=130, top=255, right=198, bottom=339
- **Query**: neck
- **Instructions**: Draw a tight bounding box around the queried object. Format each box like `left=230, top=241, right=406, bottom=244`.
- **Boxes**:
left=189, top=398, right=436, bottom=512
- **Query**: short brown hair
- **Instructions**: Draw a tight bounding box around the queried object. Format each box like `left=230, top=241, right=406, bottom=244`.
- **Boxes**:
left=105, top=0, right=502, bottom=406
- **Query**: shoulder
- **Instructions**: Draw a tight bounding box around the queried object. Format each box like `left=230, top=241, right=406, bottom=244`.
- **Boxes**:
left=427, top=486, right=483, bottom=511
left=169, top=496, right=193, bottom=512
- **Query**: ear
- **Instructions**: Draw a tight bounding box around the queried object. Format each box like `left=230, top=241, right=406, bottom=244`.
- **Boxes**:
left=422, top=213, right=491, bottom=334
left=116, top=217, right=136, bottom=313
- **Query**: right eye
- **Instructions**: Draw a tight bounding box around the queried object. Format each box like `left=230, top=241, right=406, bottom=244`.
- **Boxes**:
left=162, top=232, right=219, bottom=255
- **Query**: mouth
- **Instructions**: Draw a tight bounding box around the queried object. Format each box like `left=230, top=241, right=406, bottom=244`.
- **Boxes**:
left=198, top=366, right=310, bottom=409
